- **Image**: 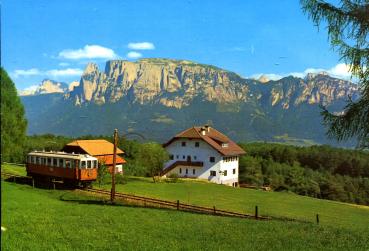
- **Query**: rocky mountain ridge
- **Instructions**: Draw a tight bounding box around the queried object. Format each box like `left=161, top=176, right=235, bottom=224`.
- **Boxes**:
left=19, top=58, right=360, bottom=146
left=66, top=59, right=358, bottom=109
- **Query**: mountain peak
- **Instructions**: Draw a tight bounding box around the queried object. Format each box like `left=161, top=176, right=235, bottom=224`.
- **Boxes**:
left=258, top=75, right=271, bottom=83
left=19, top=79, right=68, bottom=96
left=84, top=63, right=99, bottom=74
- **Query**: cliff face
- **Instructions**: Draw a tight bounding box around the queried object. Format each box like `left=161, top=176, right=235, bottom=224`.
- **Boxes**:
left=69, top=59, right=250, bottom=108
left=68, top=59, right=359, bottom=109
left=259, top=73, right=358, bottom=109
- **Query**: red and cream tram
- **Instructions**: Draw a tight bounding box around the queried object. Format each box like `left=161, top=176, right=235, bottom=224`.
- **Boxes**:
left=26, top=151, right=98, bottom=187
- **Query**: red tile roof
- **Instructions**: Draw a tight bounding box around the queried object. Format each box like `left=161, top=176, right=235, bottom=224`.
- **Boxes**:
left=96, top=155, right=126, bottom=166
left=164, top=126, right=246, bottom=156
left=65, top=140, right=124, bottom=156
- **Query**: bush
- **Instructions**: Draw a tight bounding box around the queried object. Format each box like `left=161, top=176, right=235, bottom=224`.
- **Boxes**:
left=115, top=174, right=127, bottom=185
left=166, top=173, right=179, bottom=183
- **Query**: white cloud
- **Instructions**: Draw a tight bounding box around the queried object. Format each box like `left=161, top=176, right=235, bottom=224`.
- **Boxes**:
left=12, top=68, right=41, bottom=78
left=58, top=45, right=118, bottom=60
left=59, top=62, right=70, bottom=67
left=17, top=84, right=39, bottom=96
left=251, top=63, right=354, bottom=82
left=250, top=73, right=284, bottom=81
left=327, top=63, right=352, bottom=79
left=127, top=51, right=143, bottom=59
left=23, top=85, right=39, bottom=92
left=12, top=68, right=83, bottom=78
left=46, top=68, right=83, bottom=77
left=128, top=42, right=155, bottom=50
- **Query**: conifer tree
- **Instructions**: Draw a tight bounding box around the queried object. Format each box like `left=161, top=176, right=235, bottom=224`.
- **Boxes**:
left=301, top=0, right=369, bottom=148
left=1, top=68, right=28, bottom=162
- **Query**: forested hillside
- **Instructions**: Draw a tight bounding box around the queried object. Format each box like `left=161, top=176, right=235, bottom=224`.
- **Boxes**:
left=18, top=134, right=369, bottom=205
left=239, top=143, right=369, bottom=205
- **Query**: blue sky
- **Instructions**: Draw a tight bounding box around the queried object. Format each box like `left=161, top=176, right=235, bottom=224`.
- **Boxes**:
left=2, top=0, right=351, bottom=91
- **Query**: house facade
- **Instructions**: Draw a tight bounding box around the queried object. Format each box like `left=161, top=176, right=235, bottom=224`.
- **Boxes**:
left=162, top=125, right=245, bottom=186
left=62, top=139, right=126, bottom=173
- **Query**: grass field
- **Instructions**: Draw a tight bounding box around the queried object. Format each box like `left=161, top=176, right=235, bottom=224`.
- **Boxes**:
left=2, top=164, right=369, bottom=250
left=102, top=177, right=369, bottom=232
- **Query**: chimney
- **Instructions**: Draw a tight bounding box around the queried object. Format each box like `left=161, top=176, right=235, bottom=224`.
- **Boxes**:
left=204, top=124, right=210, bottom=132
left=200, top=127, right=206, bottom=135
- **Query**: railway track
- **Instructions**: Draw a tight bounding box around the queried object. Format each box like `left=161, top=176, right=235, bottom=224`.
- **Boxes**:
left=2, top=171, right=269, bottom=220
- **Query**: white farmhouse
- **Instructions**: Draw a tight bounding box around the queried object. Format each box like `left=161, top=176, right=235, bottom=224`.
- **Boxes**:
left=162, top=125, right=246, bottom=186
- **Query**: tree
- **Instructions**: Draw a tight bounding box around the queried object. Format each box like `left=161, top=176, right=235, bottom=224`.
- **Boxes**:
left=136, top=142, right=169, bottom=182
left=1, top=68, right=28, bottom=163
left=301, top=0, right=369, bottom=148
left=97, top=162, right=108, bottom=187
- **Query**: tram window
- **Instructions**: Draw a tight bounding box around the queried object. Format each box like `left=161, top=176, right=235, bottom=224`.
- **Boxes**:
left=70, top=160, right=74, bottom=168
left=81, top=161, right=86, bottom=169
left=47, top=158, right=52, bottom=165
left=94, top=160, right=98, bottom=168
left=59, top=159, right=64, bottom=168
left=42, top=158, right=47, bottom=165
left=65, top=160, right=71, bottom=168
left=36, top=157, right=40, bottom=164
left=53, top=158, right=58, bottom=166
left=87, top=160, right=91, bottom=169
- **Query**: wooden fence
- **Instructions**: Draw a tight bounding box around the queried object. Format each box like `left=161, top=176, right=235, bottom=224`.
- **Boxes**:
left=1, top=171, right=318, bottom=224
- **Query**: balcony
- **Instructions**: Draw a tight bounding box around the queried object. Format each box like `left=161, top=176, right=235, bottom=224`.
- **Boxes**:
left=161, top=161, right=204, bottom=175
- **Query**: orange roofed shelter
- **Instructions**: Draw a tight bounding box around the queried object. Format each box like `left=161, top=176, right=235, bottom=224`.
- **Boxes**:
left=62, top=139, right=126, bottom=173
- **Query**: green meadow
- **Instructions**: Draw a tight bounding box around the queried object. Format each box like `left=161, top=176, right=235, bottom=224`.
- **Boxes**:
left=2, top=164, right=369, bottom=250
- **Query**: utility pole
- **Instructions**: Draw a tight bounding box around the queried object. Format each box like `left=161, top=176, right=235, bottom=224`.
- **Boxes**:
left=111, top=129, right=118, bottom=203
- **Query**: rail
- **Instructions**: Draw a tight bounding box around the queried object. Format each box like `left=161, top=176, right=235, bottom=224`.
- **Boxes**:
left=81, top=187, right=269, bottom=220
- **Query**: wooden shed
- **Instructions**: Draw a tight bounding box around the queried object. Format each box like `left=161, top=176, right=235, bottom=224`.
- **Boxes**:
left=62, top=139, right=126, bottom=173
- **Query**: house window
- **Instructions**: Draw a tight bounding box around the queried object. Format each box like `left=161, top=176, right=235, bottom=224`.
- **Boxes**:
left=186, top=169, right=188, bottom=174
left=169, top=155, right=174, bottom=160
left=209, top=157, right=215, bottom=163
left=179, top=168, right=182, bottom=174
left=222, top=143, right=229, bottom=148
left=183, top=155, right=185, bottom=160
left=193, top=169, right=195, bottom=175
left=233, top=168, right=236, bottom=174
left=181, top=142, right=186, bottom=147
left=223, top=170, right=227, bottom=176
left=194, top=156, right=197, bottom=160
left=210, top=171, right=216, bottom=176
left=176, top=155, right=179, bottom=159
left=195, top=142, right=200, bottom=147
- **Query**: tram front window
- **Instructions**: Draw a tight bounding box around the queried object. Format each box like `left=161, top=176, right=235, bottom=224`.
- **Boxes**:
left=81, top=161, right=86, bottom=169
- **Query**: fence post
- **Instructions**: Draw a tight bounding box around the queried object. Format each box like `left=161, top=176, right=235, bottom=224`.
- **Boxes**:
left=13, top=176, right=16, bottom=183
left=213, top=206, right=216, bottom=215
left=255, top=206, right=258, bottom=219
left=32, top=178, right=35, bottom=188
left=177, top=200, right=180, bottom=210
left=53, top=179, right=56, bottom=190
left=316, top=214, right=319, bottom=224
